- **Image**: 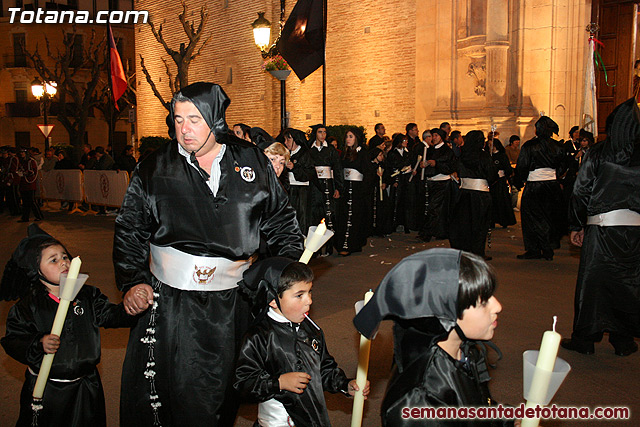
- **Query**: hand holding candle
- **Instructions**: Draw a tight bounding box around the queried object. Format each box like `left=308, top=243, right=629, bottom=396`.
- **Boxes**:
left=33, top=257, right=83, bottom=400
left=351, top=290, right=374, bottom=427
left=299, top=220, right=334, bottom=264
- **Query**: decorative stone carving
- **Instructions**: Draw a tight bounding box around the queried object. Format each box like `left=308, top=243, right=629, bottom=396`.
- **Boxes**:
left=467, top=59, right=486, bottom=96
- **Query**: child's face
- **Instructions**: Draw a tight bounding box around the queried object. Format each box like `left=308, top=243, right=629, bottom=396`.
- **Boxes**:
left=269, top=281, right=313, bottom=324
left=39, top=244, right=70, bottom=286
left=457, top=296, right=502, bottom=341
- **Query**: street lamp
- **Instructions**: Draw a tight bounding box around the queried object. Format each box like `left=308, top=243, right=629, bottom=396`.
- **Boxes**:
left=251, top=12, right=272, bottom=57
left=251, top=5, right=290, bottom=133
left=31, top=78, right=57, bottom=151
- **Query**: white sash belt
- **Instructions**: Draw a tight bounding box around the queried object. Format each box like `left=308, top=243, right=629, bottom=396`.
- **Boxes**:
left=527, top=167, right=556, bottom=181
left=315, top=166, right=333, bottom=179
left=29, top=367, right=83, bottom=383
left=428, top=174, right=451, bottom=182
left=344, top=168, right=364, bottom=181
left=150, top=244, right=251, bottom=291
left=586, top=209, right=640, bottom=226
left=460, top=178, right=489, bottom=192
left=288, top=172, right=309, bottom=186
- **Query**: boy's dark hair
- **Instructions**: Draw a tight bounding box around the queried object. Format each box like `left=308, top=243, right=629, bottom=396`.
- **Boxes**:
left=277, top=262, right=314, bottom=297
left=449, top=130, right=461, bottom=141
left=405, top=123, right=418, bottom=133
left=456, top=252, right=497, bottom=318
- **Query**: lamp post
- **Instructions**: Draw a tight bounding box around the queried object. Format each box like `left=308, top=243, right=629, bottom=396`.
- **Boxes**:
left=252, top=4, right=289, bottom=134
left=31, top=78, right=57, bottom=151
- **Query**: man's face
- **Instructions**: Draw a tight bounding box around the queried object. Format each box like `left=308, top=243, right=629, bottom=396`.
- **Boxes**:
left=315, top=128, right=327, bottom=143
left=512, top=139, right=520, bottom=149
left=376, top=125, right=386, bottom=137
left=431, top=133, right=442, bottom=146
left=454, top=136, right=464, bottom=147
left=442, top=124, right=451, bottom=135
left=571, top=129, right=580, bottom=141
left=174, top=101, right=216, bottom=156
left=408, top=126, right=418, bottom=139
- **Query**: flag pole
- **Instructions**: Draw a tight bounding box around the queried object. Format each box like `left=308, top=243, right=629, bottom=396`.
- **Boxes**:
left=322, top=0, right=327, bottom=124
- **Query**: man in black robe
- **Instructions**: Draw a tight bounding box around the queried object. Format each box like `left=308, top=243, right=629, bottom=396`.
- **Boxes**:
left=113, top=82, right=304, bottom=427
left=561, top=98, right=640, bottom=357
left=514, top=116, right=565, bottom=260
left=368, top=123, right=386, bottom=150
left=418, top=128, right=456, bottom=242
left=308, top=124, right=343, bottom=248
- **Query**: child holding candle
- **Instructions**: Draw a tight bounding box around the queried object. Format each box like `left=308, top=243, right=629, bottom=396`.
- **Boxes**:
left=0, top=224, right=134, bottom=426
left=354, top=248, right=517, bottom=426
left=234, top=257, right=370, bottom=426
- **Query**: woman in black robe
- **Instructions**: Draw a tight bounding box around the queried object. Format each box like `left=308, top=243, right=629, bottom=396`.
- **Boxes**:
left=385, top=134, right=412, bottom=234
left=561, top=98, right=640, bottom=356
left=368, top=147, right=391, bottom=237
left=283, top=128, right=315, bottom=235
left=489, top=139, right=516, bottom=228
left=334, top=129, right=369, bottom=255
left=448, top=131, right=498, bottom=259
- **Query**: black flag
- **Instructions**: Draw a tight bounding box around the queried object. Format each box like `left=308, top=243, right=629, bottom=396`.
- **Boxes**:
left=276, top=0, right=325, bottom=80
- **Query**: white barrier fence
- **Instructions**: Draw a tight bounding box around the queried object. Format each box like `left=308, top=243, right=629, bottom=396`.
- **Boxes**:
left=41, top=169, right=130, bottom=208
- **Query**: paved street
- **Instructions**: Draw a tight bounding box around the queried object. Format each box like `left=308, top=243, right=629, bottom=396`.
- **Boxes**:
left=1, top=207, right=637, bottom=426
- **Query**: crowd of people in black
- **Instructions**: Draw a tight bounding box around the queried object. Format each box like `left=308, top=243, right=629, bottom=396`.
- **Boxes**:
left=246, top=117, right=596, bottom=262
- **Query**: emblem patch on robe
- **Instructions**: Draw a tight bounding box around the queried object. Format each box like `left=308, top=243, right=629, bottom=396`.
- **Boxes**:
left=311, top=338, right=320, bottom=353
left=193, top=265, right=216, bottom=285
left=240, top=166, right=256, bottom=182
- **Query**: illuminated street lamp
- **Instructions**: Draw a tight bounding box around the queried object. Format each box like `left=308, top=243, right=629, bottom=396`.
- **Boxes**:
left=31, top=78, right=57, bottom=151
left=251, top=12, right=272, bottom=58
left=252, top=5, right=290, bottom=133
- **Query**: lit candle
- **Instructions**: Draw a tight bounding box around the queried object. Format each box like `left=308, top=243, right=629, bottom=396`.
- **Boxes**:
left=33, top=257, right=82, bottom=399
left=299, top=219, right=327, bottom=264
left=351, top=290, right=374, bottom=427
left=421, top=144, right=427, bottom=180
left=521, top=316, right=561, bottom=427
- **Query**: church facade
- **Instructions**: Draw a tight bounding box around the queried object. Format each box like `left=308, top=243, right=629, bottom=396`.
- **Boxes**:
left=135, top=0, right=606, bottom=142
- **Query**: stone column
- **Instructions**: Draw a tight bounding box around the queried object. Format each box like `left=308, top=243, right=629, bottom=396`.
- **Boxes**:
left=485, top=0, right=509, bottom=106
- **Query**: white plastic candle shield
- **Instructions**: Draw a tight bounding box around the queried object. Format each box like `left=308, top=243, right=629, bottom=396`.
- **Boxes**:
left=58, top=273, right=89, bottom=301
left=523, top=350, right=571, bottom=405
left=299, top=221, right=334, bottom=264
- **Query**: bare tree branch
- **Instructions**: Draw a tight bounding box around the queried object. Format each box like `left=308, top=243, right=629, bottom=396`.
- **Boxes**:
left=140, top=55, right=170, bottom=110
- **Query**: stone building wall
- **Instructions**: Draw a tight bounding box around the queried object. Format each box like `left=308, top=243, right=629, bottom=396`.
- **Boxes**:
left=136, top=0, right=591, bottom=142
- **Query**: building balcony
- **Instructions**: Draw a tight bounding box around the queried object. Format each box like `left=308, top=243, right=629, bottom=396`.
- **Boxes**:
left=2, top=54, right=30, bottom=68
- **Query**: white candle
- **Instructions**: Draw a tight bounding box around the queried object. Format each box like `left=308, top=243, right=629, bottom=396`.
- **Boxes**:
left=408, top=155, right=422, bottom=182
left=521, top=316, right=561, bottom=427
left=421, top=144, right=427, bottom=180
left=351, top=290, right=374, bottom=427
left=299, top=220, right=327, bottom=264
left=33, top=257, right=82, bottom=399
left=378, top=167, right=383, bottom=201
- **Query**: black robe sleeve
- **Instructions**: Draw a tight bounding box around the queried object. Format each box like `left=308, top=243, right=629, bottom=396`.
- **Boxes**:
left=90, top=286, right=136, bottom=328
left=1, top=296, right=46, bottom=367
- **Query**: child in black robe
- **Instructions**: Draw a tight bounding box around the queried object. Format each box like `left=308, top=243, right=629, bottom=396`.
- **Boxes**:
left=354, top=248, right=515, bottom=426
left=234, top=258, right=369, bottom=426
left=1, top=224, right=133, bottom=427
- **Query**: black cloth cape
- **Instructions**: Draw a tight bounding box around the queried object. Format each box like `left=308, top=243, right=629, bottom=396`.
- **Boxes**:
left=308, top=144, right=344, bottom=231
left=385, top=148, right=412, bottom=231
left=514, top=136, right=565, bottom=256
left=234, top=315, right=351, bottom=427
left=334, top=148, right=369, bottom=253
left=490, top=151, right=516, bottom=228
left=448, top=133, right=498, bottom=257
left=1, top=285, right=132, bottom=427
left=287, top=145, right=316, bottom=234
left=113, top=136, right=304, bottom=427
left=569, top=98, right=640, bottom=339
left=417, top=143, right=456, bottom=240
